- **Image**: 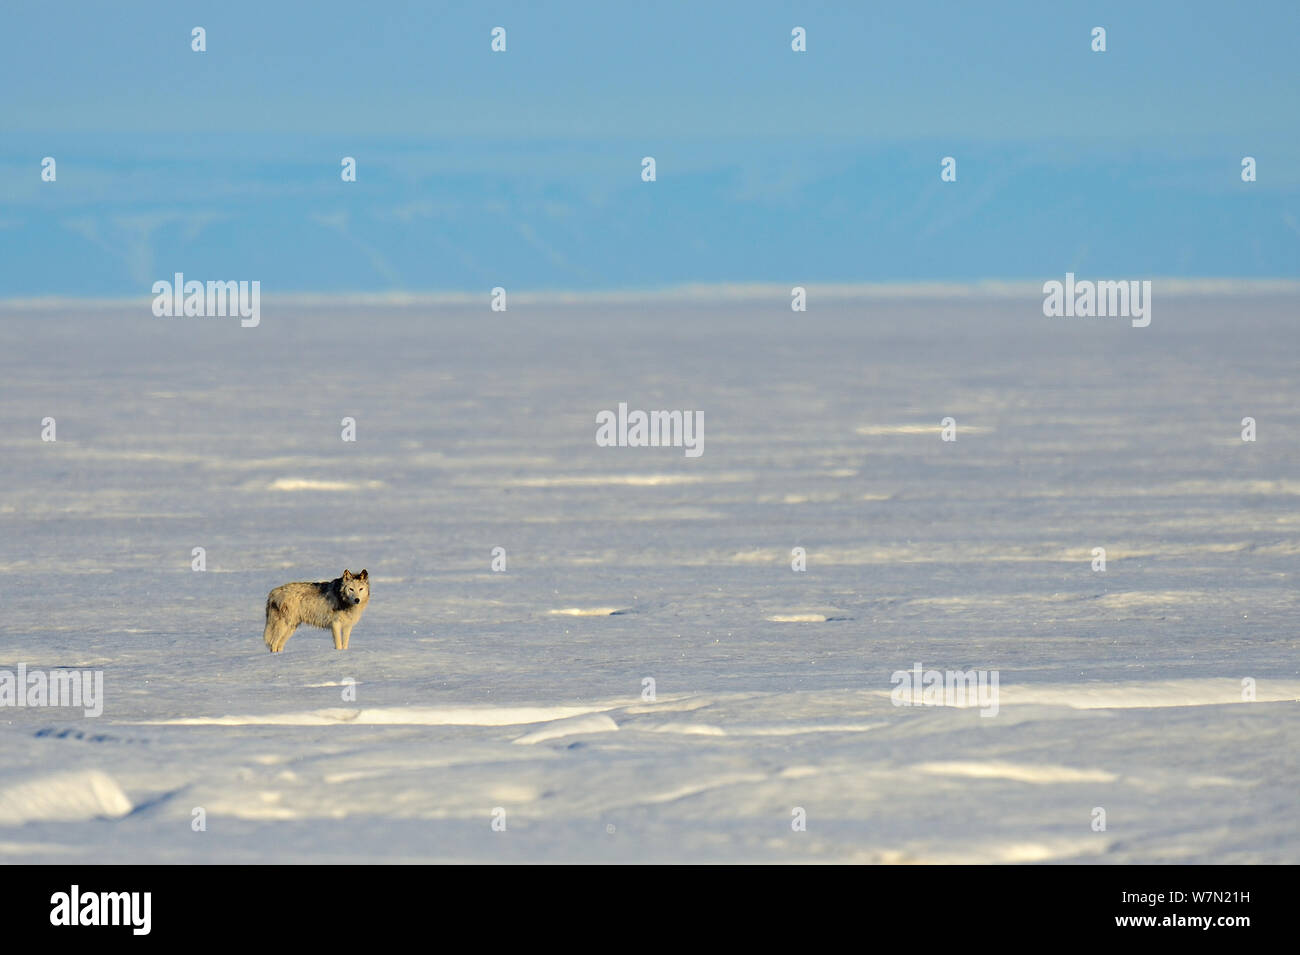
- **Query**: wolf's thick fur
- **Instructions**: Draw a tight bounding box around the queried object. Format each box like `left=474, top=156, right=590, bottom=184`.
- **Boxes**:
left=264, top=569, right=369, bottom=653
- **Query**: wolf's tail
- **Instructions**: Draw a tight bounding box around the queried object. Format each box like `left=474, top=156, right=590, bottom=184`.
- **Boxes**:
left=263, top=594, right=281, bottom=649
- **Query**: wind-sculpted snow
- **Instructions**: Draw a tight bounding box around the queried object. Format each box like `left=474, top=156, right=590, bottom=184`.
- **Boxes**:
left=0, top=770, right=133, bottom=825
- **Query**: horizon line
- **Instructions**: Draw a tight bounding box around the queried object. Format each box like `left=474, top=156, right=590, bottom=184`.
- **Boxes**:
left=2, top=278, right=1298, bottom=311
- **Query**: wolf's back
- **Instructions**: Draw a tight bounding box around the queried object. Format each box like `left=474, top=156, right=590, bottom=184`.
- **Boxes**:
left=267, top=580, right=340, bottom=630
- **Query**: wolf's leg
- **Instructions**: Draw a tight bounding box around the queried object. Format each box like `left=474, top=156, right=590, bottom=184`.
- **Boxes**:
left=270, top=620, right=296, bottom=653
left=331, top=620, right=344, bottom=650
left=340, top=623, right=353, bottom=650
left=265, top=614, right=289, bottom=652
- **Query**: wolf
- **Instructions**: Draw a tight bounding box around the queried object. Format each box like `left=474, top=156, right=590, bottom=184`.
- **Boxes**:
left=263, top=569, right=369, bottom=653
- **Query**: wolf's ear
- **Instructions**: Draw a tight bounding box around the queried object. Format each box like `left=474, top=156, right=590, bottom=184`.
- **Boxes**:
left=359, top=569, right=368, bottom=580
left=343, top=569, right=353, bottom=579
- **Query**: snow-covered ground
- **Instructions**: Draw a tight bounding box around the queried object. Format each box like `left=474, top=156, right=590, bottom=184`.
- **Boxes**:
left=1, top=291, right=1297, bottom=863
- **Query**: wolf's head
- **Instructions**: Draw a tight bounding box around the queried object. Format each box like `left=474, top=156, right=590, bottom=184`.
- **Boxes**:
left=341, top=568, right=369, bottom=606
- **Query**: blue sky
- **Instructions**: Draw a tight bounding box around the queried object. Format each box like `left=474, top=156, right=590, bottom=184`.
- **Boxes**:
left=2, top=1, right=1297, bottom=296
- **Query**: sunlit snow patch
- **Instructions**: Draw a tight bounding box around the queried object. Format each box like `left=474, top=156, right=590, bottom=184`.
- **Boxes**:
left=548, top=607, right=628, bottom=616
left=914, top=761, right=1118, bottom=784
left=143, top=704, right=620, bottom=726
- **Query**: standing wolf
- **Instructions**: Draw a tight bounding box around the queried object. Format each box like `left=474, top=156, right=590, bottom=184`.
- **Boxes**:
left=263, top=569, right=369, bottom=652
